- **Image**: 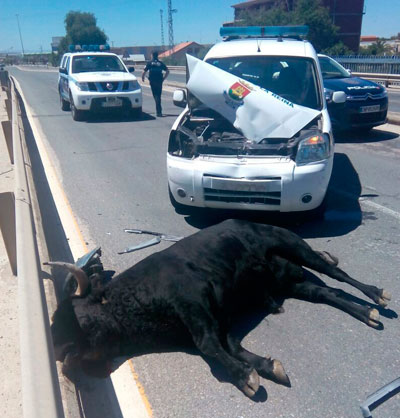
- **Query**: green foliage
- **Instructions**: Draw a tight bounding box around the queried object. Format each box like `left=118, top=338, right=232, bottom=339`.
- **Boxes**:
left=322, top=41, right=353, bottom=56
left=359, top=39, right=394, bottom=55
left=237, top=0, right=352, bottom=53
left=57, top=11, right=108, bottom=58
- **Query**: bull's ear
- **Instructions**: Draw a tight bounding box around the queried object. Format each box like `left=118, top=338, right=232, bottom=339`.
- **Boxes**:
left=72, top=299, right=121, bottom=347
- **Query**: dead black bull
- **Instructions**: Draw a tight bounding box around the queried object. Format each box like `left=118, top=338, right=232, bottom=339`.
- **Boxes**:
left=45, top=219, right=392, bottom=398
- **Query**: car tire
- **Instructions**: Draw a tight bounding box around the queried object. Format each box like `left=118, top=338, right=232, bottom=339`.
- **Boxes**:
left=131, top=106, right=142, bottom=119
left=60, top=93, right=70, bottom=111
left=70, top=94, right=86, bottom=121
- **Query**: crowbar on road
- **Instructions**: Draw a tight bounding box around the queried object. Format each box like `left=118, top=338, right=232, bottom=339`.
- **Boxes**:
left=118, top=229, right=183, bottom=254
left=360, top=377, right=400, bottom=417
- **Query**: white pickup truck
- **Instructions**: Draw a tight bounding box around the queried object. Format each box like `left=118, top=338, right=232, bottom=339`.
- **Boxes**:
left=58, top=46, right=142, bottom=121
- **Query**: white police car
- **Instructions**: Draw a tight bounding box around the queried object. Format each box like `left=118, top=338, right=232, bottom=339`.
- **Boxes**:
left=168, top=26, right=344, bottom=215
left=58, top=45, right=142, bottom=121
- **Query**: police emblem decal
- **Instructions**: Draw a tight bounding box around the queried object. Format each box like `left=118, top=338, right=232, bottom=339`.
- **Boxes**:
left=223, top=81, right=251, bottom=109
left=228, top=82, right=251, bottom=101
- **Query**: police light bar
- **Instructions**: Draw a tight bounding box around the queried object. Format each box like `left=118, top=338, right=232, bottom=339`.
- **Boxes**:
left=220, top=25, right=309, bottom=38
left=68, top=44, right=110, bottom=52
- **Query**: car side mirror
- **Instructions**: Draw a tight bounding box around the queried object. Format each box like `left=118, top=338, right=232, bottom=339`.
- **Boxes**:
left=59, top=67, right=67, bottom=75
left=345, top=68, right=352, bottom=75
left=128, top=66, right=135, bottom=73
left=332, top=91, right=347, bottom=104
left=173, top=89, right=187, bottom=108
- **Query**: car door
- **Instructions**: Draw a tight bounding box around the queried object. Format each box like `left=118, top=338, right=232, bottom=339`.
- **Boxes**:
left=59, top=56, right=70, bottom=100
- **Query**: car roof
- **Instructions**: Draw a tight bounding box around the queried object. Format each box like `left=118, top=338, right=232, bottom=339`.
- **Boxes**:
left=205, top=38, right=316, bottom=60
left=68, top=52, right=118, bottom=57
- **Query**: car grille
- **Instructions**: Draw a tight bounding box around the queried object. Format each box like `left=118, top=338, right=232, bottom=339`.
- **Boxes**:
left=347, top=92, right=387, bottom=101
left=203, top=175, right=281, bottom=206
left=100, top=82, right=119, bottom=91
left=350, top=110, right=387, bottom=124
left=86, top=82, right=131, bottom=92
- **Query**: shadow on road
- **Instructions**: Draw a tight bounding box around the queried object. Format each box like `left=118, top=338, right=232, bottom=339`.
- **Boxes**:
left=183, top=152, right=365, bottom=240
left=86, top=110, right=156, bottom=123
left=334, top=127, right=398, bottom=144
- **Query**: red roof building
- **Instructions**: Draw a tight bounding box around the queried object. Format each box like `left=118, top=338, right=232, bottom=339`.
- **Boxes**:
left=158, top=42, right=202, bottom=59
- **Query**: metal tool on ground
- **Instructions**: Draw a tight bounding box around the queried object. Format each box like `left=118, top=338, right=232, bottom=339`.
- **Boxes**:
left=118, top=228, right=183, bottom=254
left=360, top=377, right=400, bottom=417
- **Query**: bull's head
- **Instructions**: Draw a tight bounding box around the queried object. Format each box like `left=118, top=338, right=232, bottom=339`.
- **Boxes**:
left=45, top=261, right=121, bottom=382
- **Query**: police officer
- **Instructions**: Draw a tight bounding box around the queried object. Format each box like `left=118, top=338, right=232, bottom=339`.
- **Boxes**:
left=142, top=51, right=169, bottom=117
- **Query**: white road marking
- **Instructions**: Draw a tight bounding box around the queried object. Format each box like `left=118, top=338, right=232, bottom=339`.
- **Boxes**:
left=12, top=77, right=152, bottom=418
left=360, top=198, right=400, bottom=221
left=331, top=186, right=400, bottom=221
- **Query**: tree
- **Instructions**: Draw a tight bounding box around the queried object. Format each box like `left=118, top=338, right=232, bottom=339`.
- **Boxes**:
left=359, top=39, right=393, bottom=56
left=237, top=0, right=351, bottom=54
left=57, top=11, right=108, bottom=60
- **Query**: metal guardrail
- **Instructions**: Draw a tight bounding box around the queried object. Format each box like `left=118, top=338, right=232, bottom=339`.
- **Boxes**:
left=0, top=73, right=64, bottom=418
left=333, top=56, right=400, bottom=75
left=352, top=72, right=400, bottom=87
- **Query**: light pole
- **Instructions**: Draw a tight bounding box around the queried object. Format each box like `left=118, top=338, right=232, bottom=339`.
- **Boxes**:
left=16, top=14, right=25, bottom=57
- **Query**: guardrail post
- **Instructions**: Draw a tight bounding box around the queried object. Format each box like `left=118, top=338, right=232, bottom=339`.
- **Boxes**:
left=0, top=192, right=16, bottom=275
left=1, top=120, right=13, bottom=163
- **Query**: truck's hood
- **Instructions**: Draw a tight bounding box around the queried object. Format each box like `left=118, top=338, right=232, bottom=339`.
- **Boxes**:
left=186, top=55, right=321, bottom=142
left=72, top=71, right=137, bottom=83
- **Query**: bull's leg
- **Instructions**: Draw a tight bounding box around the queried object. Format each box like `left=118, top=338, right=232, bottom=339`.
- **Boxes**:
left=224, top=334, right=291, bottom=387
left=275, top=233, right=391, bottom=307
left=175, top=303, right=260, bottom=397
left=289, top=280, right=383, bottom=329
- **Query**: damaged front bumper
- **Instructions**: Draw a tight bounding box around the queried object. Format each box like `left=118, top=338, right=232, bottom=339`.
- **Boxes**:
left=167, top=153, right=332, bottom=212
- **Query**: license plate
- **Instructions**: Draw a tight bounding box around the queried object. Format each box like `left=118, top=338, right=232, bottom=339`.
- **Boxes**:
left=102, top=97, right=122, bottom=107
left=360, top=105, right=380, bottom=113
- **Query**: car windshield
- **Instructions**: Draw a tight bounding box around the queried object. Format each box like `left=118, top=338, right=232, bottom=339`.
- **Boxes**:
left=72, top=55, right=126, bottom=73
left=319, top=56, right=351, bottom=79
left=205, top=55, right=321, bottom=110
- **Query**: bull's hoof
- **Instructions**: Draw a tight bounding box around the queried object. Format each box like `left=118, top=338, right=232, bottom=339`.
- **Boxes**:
left=378, top=290, right=391, bottom=307
left=367, top=308, right=381, bottom=328
left=242, top=369, right=260, bottom=398
left=272, top=359, right=291, bottom=387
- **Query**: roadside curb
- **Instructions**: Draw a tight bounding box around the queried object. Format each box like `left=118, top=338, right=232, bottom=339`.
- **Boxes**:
left=387, top=112, right=400, bottom=126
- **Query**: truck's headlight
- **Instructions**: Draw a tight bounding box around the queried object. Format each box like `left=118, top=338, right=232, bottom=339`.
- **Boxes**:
left=296, top=134, right=331, bottom=165
left=129, top=80, right=140, bottom=90
left=75, top=81, right=89, bottom=91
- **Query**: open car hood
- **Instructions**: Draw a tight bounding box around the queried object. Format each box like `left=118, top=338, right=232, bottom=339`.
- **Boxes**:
left=186, top=55, right=321, bottom=142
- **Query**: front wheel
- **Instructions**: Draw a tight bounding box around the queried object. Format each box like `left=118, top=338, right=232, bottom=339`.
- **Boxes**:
left=60, top=93, right=70, bottom=111
left=70, top=95, right=86, bottom=121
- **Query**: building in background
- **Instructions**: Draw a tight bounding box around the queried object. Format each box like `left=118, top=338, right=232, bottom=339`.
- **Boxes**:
left=51, top=37, right=63, bottom=52
left=158, top=41, right=202, bottom=60
left=225, top=0, right=365, bottom=52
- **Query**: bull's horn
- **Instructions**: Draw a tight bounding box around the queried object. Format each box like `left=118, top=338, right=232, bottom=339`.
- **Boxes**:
left=43, top=261, right=89, bottom=296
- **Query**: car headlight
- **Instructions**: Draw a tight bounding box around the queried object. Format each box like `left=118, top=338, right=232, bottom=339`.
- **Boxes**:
left=296, top=134, right=331, bottom=165
left=74, top=81, right=89, bottom=91
left=129, top=80, right=140, bottom=90
left=324, top=88, right=334, bottom=104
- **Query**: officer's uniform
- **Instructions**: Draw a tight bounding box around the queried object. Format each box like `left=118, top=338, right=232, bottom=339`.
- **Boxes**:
left=144, top=58, right=168, bottom=116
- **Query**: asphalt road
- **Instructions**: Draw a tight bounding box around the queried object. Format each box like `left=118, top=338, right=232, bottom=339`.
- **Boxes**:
left=8, top=66, right=400, bottom=418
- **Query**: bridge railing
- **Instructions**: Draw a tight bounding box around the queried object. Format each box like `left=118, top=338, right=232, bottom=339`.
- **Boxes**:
left=332, top=55, right=400, bottom=75
left=0, top=71, right=65, bottom=418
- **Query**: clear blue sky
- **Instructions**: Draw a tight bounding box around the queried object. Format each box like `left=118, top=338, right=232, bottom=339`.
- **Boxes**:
left=0, top=0, right=399, bottom=53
